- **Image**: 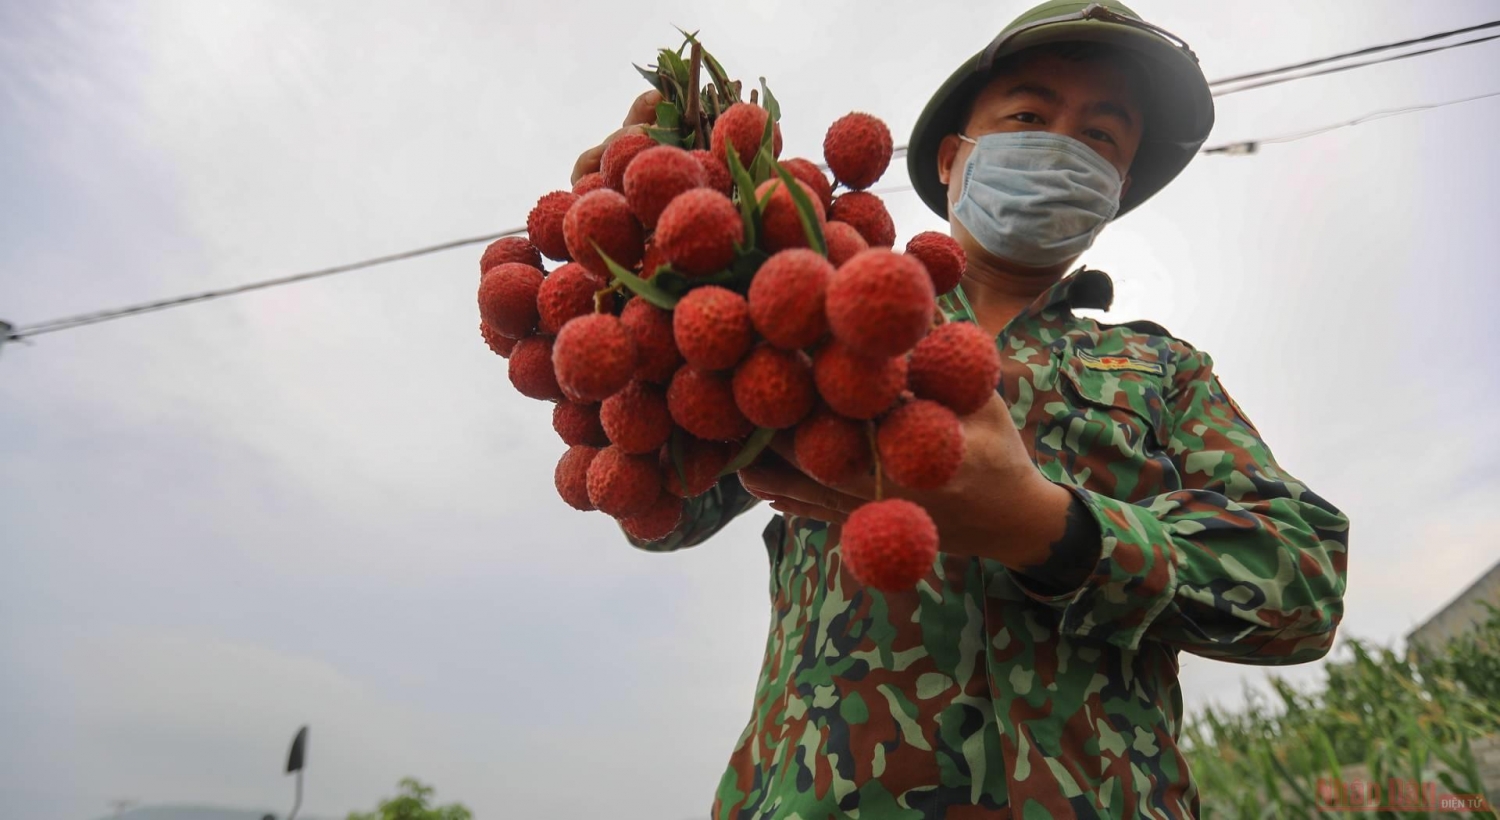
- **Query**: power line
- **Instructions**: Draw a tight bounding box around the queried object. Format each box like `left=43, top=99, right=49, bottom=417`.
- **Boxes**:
left=1207, top=19, right=1500, bottom=87
left=1211, top=33, right=1500, bottom=97
left=1201, top=89, right=1500, bottom=154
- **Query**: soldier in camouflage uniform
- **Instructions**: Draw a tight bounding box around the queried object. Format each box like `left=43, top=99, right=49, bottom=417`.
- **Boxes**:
left=575, top=2, right=1349, bottom=817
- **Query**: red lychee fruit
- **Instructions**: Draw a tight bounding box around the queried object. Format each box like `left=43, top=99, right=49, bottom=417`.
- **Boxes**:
left=748, top=249, right=833, bottom=351
left=600, top=132, right=657, bottom=192
left=876, top=400, right=964, bottom=490
left=908, top=322, right=1001, bottom=416
left=623, top=145, right=707, bottom=229
left=793, top=409, right=872, bottom=486
left=527, top=190, right=577, bottom=261
left=586, top=444, right=664, bottom=518
left=480, top=236, right=542, bottom=277
left=660, top=437, right=733, bottom=498
left=553, top=401, right=608, bottom=447
left=478, top=262, right=543, bottom=340
left=905, top=231, right=967, bottom=294
left=823, top=220, right=870, bottom=267
left=480, top=321, right=517, bottom=358
left=600, top=380, right=673, bottom=454
left=552, top=313, right=637, bottom=402
left=508, top=336, right=564, bottom=401
left=620, top=297, right=681, bottom=384
left=673, top=285, right=752, bottom=371
left=639, top=238, right=667, bottom=279
left=829, top=192, right=896, bottom=248
left=826, top=249, right=935, bottom=358
left=563, top=189, right=644, bottom=278
left=823, top=112, right=894, bottom=191
left=732, top=345, right=815, bottom=430
left=536, top=262, right=606, bottom=335
left=780, top=158, right=833, bottom=210
left=620, top=491, right=685, bottom=542
left=667, top=366, right=754, bottom=441
left=711, top=103, right=782, bottom=169
left=755, top=177, right=827, bottom=253
left=812, top=342, right=907, bottom=420
left=654, top=188, right=742, bottom=276
left=690, top=149, right=733, bottom=195
left=572, top=172, right=609, bottom=196
left=841, top=499, right=939, bottom=591
left=555, top=445, right=599, bottom=511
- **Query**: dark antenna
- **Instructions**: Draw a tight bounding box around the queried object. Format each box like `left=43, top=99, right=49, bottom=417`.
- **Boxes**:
left=284, top=725, right=309, bottom=820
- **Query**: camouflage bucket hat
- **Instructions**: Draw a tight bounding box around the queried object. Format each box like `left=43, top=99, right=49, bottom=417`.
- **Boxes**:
left=906, top=0, right=1215, bottom=219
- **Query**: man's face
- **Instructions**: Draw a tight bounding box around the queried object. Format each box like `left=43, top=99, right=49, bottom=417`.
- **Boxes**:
left=937, top=50, right=1146, bottom=271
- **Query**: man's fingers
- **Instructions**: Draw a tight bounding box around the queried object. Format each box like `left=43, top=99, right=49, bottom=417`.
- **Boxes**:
left=738, top=460, right=864, bottom=516
left=769, top=498, right=849, bottom=525
left=570, top=124, right=646, bottom=185
left=624, top=89, right=664, bottom=127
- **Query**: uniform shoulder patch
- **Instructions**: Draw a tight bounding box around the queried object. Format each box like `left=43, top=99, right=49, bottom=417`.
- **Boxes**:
left=1075, top=349, right=1166, bottom=376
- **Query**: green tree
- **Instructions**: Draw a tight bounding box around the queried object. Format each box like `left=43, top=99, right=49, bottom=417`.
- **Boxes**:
left=347, top=777, right=472, bottom=820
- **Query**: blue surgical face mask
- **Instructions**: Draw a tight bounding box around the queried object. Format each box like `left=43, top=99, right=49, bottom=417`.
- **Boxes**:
left=950, top=131, right=1123, bottom=268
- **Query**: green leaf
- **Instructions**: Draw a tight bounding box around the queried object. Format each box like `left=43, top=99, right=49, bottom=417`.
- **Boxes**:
left=749, top=111, right=777, bottom=184
left=655, top=102, right=681, bottom=130
left=661, top=49, right=691, bottom=87
left=719, top=427, right=777, bottom=476
left=644, top=126, right=683, bottom=147
left=728, top=247, right=769, bottom=283
left=723, top=145, right=760, bottom=249
left=650, top=269, right=697, bottom=297
left=633, top=63, right=665, bottom=93
left=759, top=77, right=780, bottom=122
left=595, top=245, right=679, bottom=309
left=771, top=160, right=827, bottom=256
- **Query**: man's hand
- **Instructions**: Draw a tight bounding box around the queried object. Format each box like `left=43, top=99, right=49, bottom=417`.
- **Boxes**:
left=738, top=392, right=1095, bottom=578
left=570, top=90, right=664, bottom=185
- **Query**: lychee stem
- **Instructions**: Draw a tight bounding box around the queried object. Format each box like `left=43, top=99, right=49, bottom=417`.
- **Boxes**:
left=866, top=419, right=884, bottom=502
left=594, top=280, right=625, bottom=313
left=687, top=44, right=704, bottom=149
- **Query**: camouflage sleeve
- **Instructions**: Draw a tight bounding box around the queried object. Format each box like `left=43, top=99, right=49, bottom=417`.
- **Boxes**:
left=621, top=474, right=763, bottom=553
left=1013, top=347, right=1350, bottom=665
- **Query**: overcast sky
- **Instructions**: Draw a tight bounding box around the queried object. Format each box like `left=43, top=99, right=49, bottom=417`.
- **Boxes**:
left=2, top=2, right=1497, bottom=818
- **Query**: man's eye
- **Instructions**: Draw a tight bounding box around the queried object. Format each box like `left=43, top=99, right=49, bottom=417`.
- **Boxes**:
left=1012, top=112, right=1042, bottom=124
left=1085, top=128, right=1116, bottom=145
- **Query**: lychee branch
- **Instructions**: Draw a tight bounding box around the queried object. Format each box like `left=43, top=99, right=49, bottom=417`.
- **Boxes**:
left=866, top=420, right=885, bottom=502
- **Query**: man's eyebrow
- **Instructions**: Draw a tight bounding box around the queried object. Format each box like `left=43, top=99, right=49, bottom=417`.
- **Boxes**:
left=1002, top=82, right=1060, bottom=103
left=1088, top=100, right=1136, bottom=130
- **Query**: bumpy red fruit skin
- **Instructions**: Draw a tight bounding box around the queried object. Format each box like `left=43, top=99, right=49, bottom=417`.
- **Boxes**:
left=841, top=499, right=939, bottom=591
left=600, top=380, right=673, bottom=454
left=826, top=249, right=936, bottom=358
left=748, top=249, right=833, bottom=351
left=823, top=221, right=870, bottom=267
left=623, top=145, right=706, bottom=229
left=619, top=297, right=681, bottom=384
left=908, top=322, right=1001, bottom=416
left=905, top=231, right=967, bottom=294
left=480, top=321, right=518, bottom=358
left=536, top=262, right=605, bottom=335
left=553, top=401, right=607, bottom=446
left=480, top=236, right=542, bottom=276
left=710, top=103, right=782, bottom=168
left=690, top=149, right=733, bottom=195
left=667, top=366, right=754, bottom=441
left=586, top=445, right=664, bottom=518
left=660, top=437, right=733, bottom=497
left=829, top=192, right=896, bottom=248
left=732, top=345, right=815, bottom=429
left=620, top=491, right=684, bottom=541
left=508, top=336, right=564, bottom=401
left=877, top=400, right=965, bottom=490
left=755, top=177, right=827, bottom=253
left=813, top=342, right=907, bottom=420
left=563, top=189, right=644, bottom=278
left=572, top=172, right=608, bottom=196
left=555, top=445, right=599, bottom=511
left=600, top=133, right=656, bottom=192
left=477, top=262, right=543, bottom=340
left=823, top=112, right=894, bottom=191
left=673, top=286, right=752, bottom=371
left=638, top=239, right=666, bottom=280
left=552, top=313, right=637, bottom=402
left=794, top=409, right=872, bottom=486
left=780, top=158, right=833, bottom=210
left=654, top=188, right=742, bottom=276
left=527, top=190, right=577, bottom=261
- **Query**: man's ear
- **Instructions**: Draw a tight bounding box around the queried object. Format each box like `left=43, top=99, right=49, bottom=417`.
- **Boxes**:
left=1120, top=173, right=1133, bottom=203
left=937, top=134, right=962, bottom=186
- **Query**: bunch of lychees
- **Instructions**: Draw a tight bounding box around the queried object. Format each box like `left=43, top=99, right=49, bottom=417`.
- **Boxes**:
left=475, top=34, right=999, bottom=591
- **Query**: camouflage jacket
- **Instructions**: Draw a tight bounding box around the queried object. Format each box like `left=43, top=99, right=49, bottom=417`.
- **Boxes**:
left=629, top=268, right=1350, bottom=819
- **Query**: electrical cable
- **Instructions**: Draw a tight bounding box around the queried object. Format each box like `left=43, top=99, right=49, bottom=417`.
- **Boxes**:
left=1207, top=19, right=1500, bottom=87
left=1201, top=89, right=1500, bottom=154
left=1211, top=33, right=1500, bottom=97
